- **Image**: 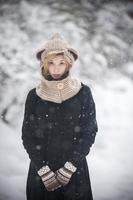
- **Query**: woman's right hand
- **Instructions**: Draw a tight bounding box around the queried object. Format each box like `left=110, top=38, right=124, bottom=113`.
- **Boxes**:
left=37, top=165, right=62, bottom=191
left=41, top=171, right=62, bottom=191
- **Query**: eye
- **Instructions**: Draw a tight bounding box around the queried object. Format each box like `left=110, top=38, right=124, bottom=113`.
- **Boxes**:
left=48, top=61, right=53, bottom=64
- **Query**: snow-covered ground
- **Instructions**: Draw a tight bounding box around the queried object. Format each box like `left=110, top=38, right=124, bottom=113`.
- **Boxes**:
left=0, top=1, right=133, bottom=200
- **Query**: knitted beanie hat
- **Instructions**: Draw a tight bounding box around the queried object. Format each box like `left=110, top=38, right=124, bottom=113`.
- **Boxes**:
left=36, top=33, right=78, bottom=64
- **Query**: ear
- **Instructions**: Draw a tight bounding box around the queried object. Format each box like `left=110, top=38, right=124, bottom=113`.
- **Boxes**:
left=36, top=49, right=46, bottom=60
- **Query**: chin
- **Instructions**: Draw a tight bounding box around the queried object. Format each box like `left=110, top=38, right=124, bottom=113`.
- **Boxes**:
left=52, top=75, right=62, bottom=79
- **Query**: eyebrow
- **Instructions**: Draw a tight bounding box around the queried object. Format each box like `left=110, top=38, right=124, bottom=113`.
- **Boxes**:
left=49, top=60, right=65, bottom=62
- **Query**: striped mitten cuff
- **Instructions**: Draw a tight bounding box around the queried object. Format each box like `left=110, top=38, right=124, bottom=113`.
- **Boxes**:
left=37, top=165, right=62, bottom=191
left=56, top=162, right=77, bottom=186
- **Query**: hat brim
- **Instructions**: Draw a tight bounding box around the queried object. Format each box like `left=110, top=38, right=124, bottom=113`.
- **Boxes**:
left=36, top=48, right=78, bottom=61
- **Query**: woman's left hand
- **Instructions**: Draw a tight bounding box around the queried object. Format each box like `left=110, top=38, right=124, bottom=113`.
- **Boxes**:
left=55, top=161, right=77, bottom=186
left=55, top=168, right=72, bottom=186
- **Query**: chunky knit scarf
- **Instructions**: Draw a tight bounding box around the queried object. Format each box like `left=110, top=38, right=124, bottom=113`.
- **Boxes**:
left=35, top=75, right=82, bottom=103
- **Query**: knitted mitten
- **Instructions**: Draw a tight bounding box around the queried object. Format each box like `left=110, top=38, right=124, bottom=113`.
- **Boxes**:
left=37, top=165, right=62, bottom=191
left=55, top=162, right=77, bottom=186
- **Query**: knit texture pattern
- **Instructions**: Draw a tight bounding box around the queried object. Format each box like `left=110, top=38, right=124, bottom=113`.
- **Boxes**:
left=35, top=75, right=82, bottom=103
left=36, top=33, right=78, bottom=61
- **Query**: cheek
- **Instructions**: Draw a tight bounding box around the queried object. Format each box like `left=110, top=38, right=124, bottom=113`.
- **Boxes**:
left=48, top=66, right=53, bottom=73
left=62, top=65, right=67, bottom=72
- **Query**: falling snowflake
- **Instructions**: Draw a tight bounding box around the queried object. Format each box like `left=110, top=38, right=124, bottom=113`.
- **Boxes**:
left=74, top=126, right=81, bottom=132
left=36, top=145, right=41, bottom=150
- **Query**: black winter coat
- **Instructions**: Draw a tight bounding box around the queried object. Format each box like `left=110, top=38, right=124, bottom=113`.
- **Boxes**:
left=21, top=83, right=98, bottom=200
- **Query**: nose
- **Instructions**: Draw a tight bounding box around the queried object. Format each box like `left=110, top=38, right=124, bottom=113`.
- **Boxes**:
left=54, top=66, right=59, bottom=73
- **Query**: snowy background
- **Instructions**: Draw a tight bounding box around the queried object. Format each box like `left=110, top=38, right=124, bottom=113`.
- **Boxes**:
left=0, top=0, right=133, bottom=199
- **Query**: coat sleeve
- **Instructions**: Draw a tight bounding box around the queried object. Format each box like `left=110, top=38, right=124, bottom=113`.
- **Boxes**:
left=66, top=86, right=98, bottom=168
left=21, top=89, right=48, bottom=171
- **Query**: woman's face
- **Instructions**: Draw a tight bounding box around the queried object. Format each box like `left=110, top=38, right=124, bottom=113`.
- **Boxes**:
left=47, top=55, right=68, bottom=80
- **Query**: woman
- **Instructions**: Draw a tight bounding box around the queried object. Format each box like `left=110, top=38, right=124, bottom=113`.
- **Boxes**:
left=21, top=33, right=98, bottom=200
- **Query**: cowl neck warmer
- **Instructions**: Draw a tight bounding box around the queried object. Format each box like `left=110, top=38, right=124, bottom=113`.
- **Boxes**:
left=35, top=75, right=82, bottom=103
